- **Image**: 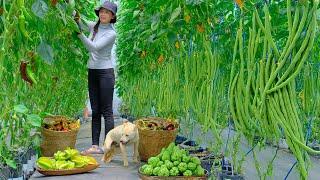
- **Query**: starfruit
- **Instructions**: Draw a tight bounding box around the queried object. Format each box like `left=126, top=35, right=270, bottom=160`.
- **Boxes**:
left=55, top=160, right=70, bottom=170
left=67, top=161, right=75, bottom=169
left=54, top=151, right=68, bottom=161
left=64, top=147, right=79, bottom=159
left=71, top=155, right=88, bottom=168
left=37, top=157, right=56, bottom=170
left=83, top=156, right=98, bottom=165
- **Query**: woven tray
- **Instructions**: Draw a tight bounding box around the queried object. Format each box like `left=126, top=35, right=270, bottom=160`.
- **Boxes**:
left=138, top=169, right=208, bottom=180
left=36, top=164, right=99, bottom=176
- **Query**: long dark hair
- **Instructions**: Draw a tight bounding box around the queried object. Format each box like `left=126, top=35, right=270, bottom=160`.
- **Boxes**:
left=91, top=15, right=116, bottom=41
left=91, top=20, right=100, bottom=41
left=110, top=16, right=117, bottom=23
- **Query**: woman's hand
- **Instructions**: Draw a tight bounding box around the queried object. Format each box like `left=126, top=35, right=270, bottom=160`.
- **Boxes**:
left=72, top=10, right=82, bottom=35
left=73, top=10, right=80, bottom=23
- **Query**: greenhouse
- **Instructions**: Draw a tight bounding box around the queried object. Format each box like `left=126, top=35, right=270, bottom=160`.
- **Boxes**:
left=1, top=0, right=320, bottom=179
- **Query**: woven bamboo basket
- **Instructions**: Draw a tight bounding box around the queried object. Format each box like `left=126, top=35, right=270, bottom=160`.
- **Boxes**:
left=136, top=117, right=179, bottom=162
left=37, top=164, right=99, bottom=176
left=40, top=115, right=79, bottom=157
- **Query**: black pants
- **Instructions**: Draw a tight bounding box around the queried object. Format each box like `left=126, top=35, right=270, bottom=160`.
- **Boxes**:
left=88, top=68, right=115, bottom=146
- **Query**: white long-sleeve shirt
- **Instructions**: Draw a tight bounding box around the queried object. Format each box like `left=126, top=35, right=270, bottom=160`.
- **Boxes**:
left=78, top=22, right=116, bottom=69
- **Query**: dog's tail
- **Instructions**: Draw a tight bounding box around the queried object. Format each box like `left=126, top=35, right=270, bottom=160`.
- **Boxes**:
left=103, top=145, right=116, bottom=163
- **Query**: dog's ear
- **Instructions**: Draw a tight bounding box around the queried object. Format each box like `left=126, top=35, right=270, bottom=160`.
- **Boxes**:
left=133, top=124, right=138, bottom=130
left=123, top=119, right=129, bottom=124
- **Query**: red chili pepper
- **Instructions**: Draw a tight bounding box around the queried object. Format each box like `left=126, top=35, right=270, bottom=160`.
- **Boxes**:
left=20, top=61, right=33, bottom=85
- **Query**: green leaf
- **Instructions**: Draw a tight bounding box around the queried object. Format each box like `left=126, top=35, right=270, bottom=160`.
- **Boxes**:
left=168, top=6, right=181, bottom=24
left=66, top=16, right=81, bottom=33
left=66, top=0, right=76, bottom=15
left=225, top=11, right=232, bottom=21
left=173, top=19, right=185, bottom=29
left=167, top=31, right=177, bottom=44
left=32, top=134, right=42, bottom=147
left=31, top=0, right=48, bottom=19
left=140, top=29, right=152, bottom=38
left=37, top=41, right=54, bottom=64
left=5, top=159, right=16, bottom=169
left=151, top=21, right=159, bottom=31
left=27, top=114, right=42, bottom=127
left=133, top=10, right=140, bottom=18
left=151, top=13, right=160, bottom=31
left=148, top=34, right=157, bottom=43
left=14, top=104, right=28, bottom=114
left=56, top=4, right=67, bottom=25
left=157, top=29, right=167, bottom=38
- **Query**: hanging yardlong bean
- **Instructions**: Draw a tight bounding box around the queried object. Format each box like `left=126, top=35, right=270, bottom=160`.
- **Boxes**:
left=229, top=0, right=319, bottom=179
left=268, top=6, right=317, bottom=93
left=263, top=4, right=309, bottom=94
left=269, top=96, right=309, bottom=178
left=230, top=73, right=241, bottom=130
left=276, top=5, right=301, bottom=65
left=287, top=0, right=293, bottom=34
left=254, top=7, right=280, bottom=58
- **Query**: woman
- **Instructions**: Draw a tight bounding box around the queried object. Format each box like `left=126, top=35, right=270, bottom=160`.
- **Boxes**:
left=76, top=1, right=117, bottom=155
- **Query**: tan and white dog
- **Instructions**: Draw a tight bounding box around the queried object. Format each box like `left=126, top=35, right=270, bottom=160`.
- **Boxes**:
left=102, top=119, right=139, bottom=167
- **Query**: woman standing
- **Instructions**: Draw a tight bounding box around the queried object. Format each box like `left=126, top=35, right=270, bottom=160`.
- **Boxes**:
left=76, top=1, right=117, bottom=154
